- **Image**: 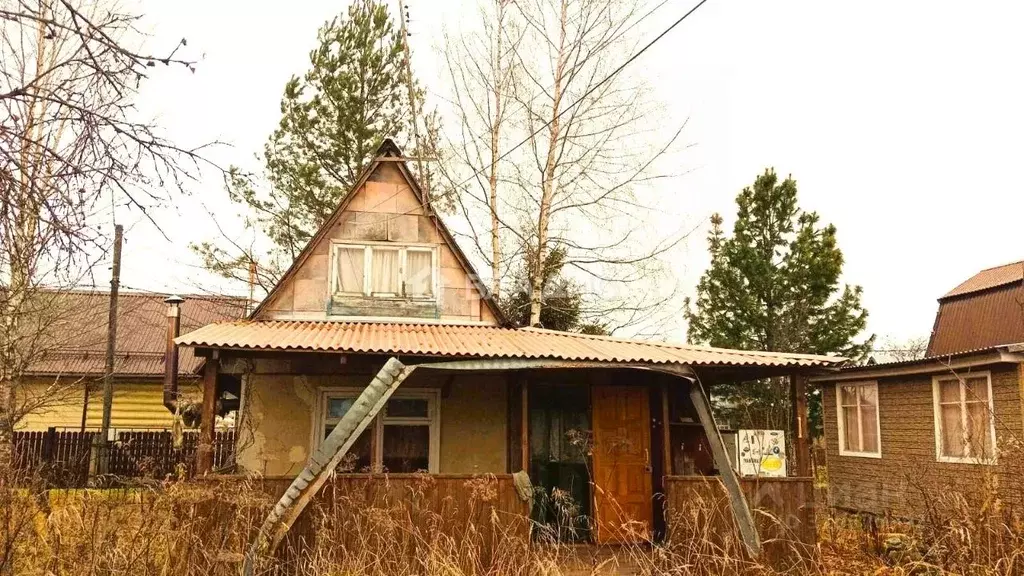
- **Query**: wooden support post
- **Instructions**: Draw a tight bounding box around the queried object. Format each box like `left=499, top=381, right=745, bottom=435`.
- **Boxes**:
left=790, top=373, right=811, bottom=477
left=520, top=378, right=529, bottom=473
left=196, top=354, right=218, bottom=475
left=660, top=381, right=672, bottom=476
left=689, top=378, right=761, bottom=556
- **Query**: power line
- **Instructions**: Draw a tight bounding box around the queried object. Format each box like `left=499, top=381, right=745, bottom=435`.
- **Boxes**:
left=451, top=0, right=711, bottom=192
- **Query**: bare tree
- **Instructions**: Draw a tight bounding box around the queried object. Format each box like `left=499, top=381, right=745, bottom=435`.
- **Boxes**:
left=511, top=0, right=688, bottom=331
left=0, top=0, right=209, bottom=470
left=441, top=0, right=526, bottom=300
left=871, top=335, right=929, bottom=364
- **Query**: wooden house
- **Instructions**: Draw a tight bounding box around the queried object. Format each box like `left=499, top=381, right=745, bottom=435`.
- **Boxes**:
left=17, top=291, right=246, bottom=431
left=174, top=141, right=841, bottom=552
left=814, top=261, right=1024, bottom=517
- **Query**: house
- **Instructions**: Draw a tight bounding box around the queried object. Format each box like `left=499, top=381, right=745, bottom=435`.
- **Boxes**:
left=16, top=291, right=246, bottom=431
left=173, top=140, right=842, bottom=551
left=814, top=260, right=1024, bottom=517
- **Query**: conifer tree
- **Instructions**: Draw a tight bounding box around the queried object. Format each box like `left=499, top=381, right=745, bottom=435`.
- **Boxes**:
left=685, top=169, right=873, bottom=434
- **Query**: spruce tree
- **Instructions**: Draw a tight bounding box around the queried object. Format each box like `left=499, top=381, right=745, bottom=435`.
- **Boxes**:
left=685, top=169, right=873, bottom=435
left=195, top=0, right=430, bottom=283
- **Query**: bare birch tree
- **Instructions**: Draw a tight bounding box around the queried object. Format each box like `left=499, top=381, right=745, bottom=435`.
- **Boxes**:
left=0, top=0, right=208, bottom=471
left=440, top=0, right=526, bottom=300
left=511, top=0, right=688, bottom=330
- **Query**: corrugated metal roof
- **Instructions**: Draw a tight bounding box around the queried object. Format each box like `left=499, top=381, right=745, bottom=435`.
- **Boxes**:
left=26, top=291, right=247, bottom=377
left=927, top=281, right=1024, bottom=356
left=176, top=321, right=842, bottom=368
left=942, top=260, right=1024, bottom=299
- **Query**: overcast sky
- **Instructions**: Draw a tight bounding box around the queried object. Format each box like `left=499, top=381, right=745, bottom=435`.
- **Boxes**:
left=108, top=0, right=1024, bottom=346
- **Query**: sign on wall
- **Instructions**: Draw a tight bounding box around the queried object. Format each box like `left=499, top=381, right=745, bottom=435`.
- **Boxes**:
left=737, top=429, right=787, bottom=477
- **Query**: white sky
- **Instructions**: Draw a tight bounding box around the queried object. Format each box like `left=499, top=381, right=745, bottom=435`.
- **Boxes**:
left=108, top=0, right=1024, bottom=345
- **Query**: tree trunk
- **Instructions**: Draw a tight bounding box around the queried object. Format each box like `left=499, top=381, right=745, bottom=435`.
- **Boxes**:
left=528, top=0, right=568, bottom=327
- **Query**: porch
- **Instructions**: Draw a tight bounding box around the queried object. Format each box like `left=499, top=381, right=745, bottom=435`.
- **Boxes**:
left=194, top=349, right=820, bottom=561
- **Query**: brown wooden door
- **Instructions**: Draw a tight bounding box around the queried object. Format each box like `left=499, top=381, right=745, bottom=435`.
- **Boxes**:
left=591, top=385, right=653, bottom=543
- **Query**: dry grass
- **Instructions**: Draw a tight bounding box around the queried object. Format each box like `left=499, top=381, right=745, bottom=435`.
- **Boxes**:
left=2, top=469, right=1024, bottom=576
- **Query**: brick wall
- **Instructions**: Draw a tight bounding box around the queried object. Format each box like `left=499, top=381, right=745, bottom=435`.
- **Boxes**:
left=821, top=363, right=1024, bottom=517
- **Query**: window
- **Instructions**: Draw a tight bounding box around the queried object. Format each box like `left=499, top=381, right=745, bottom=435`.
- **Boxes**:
left=836, top=381, right=881, bottom=457
left=933, top=372, right=996, bottom=464
left=331, top=243, right=436, bottom=301
left=316, top=388, right=439, bottom=473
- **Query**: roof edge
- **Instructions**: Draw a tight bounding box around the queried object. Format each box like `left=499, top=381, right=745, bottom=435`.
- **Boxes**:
left=810, top=343, right=1024, bottom=383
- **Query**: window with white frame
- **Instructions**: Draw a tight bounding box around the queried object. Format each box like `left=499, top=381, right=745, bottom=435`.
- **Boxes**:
left=332, top=243, right=436, bottom=300
left=316, top=388, right=440, bottom=473
left=836, top=381, right=881, bottom=457
left=933, top=372, right=996, bottom=463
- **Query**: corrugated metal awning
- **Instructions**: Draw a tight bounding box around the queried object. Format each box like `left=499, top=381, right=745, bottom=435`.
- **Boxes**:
left=176, top=321, right=843, bottom=369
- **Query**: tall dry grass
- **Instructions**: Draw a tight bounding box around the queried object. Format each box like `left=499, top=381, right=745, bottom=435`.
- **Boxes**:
left=3, top=466, right=1024, bottom=575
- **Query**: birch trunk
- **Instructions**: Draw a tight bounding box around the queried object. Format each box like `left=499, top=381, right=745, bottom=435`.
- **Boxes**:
left=528, top=0, right=568, bottom=327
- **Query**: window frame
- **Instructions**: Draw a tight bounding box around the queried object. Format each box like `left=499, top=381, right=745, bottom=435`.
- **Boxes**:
left=932, top=371, right=997, bottom=465
left=835, top=381, right=882, bottom=458
left=330, top=242, right=438, bottom=302
left=313, top=386, right=441, bottom=474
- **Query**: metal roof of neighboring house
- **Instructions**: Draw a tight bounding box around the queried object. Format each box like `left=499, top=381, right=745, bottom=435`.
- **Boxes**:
left=26, top=291, right=247, bottom=378
left=176, top=320, right=842, bottom=369
left=942, top=260, right=1024, bottom=299
left=927, top=281, right=1024, bottom=356
left=810, top=343, right=1024, bottom=382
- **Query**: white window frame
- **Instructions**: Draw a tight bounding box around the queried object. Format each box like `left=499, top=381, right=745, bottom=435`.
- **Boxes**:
left=313, top=387, right=441, bottom=473
left=330, top=242, right=438, bottom=301
left=932, top=371, right=997, bottom=465
left=835, top=381, right=882, bottom=458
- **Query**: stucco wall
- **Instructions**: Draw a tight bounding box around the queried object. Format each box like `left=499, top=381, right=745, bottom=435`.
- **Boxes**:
left=16, top=377, right=201, bottom=431
left=236, top=363, right=508, bottom=477
left=821, top=363, right=1023, bottom=517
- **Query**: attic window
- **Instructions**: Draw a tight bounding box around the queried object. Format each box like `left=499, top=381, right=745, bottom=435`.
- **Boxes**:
left=332, top=243, right=436, bottom=300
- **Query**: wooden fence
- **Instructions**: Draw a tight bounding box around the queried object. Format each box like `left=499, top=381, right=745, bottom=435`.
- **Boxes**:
left=12, top=428, right=236, bottom=486
left=664, top=475, right=815, bottom=568
left=191, top=474, right=531, bottom=569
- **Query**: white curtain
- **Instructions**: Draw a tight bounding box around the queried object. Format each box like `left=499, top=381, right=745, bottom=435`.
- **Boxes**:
left=406, top=250, right=433, bottom=297
left=336, top=248, right=364, bottom=293
left=371, top=249, right=399, bottom=294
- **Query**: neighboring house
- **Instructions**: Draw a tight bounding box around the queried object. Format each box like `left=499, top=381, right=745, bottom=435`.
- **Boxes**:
left=16, top=291, right=246, bottom=431
left=814, top=260, right=1024, bottom=517
left=174, top=140, right=841, bottom=549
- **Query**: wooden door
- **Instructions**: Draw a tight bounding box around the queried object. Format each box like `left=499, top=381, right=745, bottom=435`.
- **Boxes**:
left=591, top=385, right=653, bottom=543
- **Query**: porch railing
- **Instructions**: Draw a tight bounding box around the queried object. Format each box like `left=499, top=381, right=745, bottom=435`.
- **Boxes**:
left=664, top=475, right=815, bottom=566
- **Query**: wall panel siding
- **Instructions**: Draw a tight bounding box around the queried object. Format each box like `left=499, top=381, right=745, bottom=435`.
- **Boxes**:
left=261, top=163, right=492, bottom=324
left=15, top=377, right=200, bottom=431
left=822, top=364, right=1023, bottom=517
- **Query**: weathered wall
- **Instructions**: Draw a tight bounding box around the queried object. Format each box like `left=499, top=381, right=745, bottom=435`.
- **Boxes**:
left=15, top=377, right=200, bottom=431
left=822, top=363, right=1024, bottom=517
left=235, top=358, right=508, bottom=477
left=259, top=163, right=495, bottom=324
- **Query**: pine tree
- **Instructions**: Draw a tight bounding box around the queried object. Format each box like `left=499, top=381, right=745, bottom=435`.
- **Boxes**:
left=503, top=245, right=607, bottom=334
left=685, top=169, right=873, bottom=435
left=195, top=0, right=433, bottom=285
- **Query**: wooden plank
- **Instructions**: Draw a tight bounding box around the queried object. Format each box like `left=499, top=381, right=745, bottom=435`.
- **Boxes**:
left=197, top=356, right=219, bottom=475
left=789, top=374, right=810, bottom=477
left=688, top=379, right=761, bottom=556
left=661, top=381, right=672, bottom=476
left=520, top=377, right=529, bottom=473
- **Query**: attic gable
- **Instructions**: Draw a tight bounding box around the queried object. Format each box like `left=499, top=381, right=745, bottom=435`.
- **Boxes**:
left=255, top=142, right=502, bottom=326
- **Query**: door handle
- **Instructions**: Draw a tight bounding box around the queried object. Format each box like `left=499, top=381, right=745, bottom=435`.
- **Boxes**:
left=644, top=448, right=652, bottom=472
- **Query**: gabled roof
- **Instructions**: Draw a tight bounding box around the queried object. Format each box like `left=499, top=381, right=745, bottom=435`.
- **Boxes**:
left=177, top=320, right=842, bottom=369
left=26, top=291, right=247, bottom=377
left=941, top=260, right=1024, bottom=299
left=250, top=139, right=506, bottom=324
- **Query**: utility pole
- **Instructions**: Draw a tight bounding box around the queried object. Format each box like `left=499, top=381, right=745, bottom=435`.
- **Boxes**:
left=397, top=0, right=427, bottom=198
left=92, top=224, right=122, bottom=476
